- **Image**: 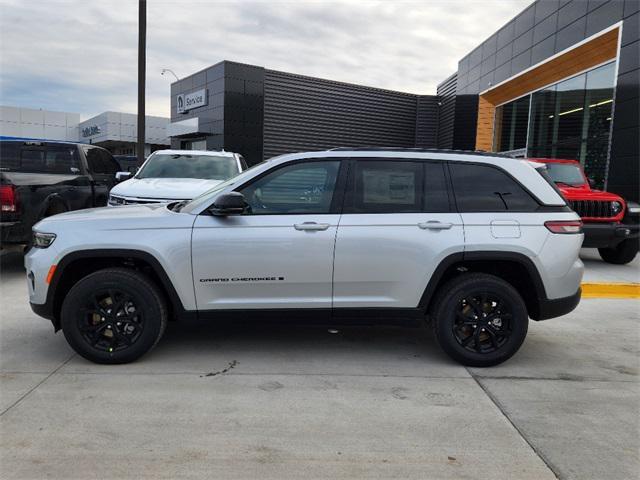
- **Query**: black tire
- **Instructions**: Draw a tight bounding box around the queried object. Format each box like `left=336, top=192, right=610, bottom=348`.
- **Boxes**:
left=431, top=273, right=528, bottom=367
left=61, top=268, right=167, bottom=364
left=598, top=239, right=638, bottom=265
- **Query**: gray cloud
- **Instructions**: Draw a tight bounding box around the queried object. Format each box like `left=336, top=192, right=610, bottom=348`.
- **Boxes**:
left=0, top=0, right=530, bottom=118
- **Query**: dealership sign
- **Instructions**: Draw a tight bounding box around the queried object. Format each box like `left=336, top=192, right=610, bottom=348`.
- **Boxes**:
left=177, top=89, right=208, bottom=114
left=81, top=125, right=101, bottom=137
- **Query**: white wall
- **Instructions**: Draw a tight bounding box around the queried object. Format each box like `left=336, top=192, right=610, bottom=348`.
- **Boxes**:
left=79, top=111, right=169, bottom=145
left=0, top=106, right=79, bottom=141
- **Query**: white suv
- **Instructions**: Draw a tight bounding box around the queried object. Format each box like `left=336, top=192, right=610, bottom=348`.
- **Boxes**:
left=108, top=149, right=246, bottom=205
left=26, top=148, right=584, bottom=366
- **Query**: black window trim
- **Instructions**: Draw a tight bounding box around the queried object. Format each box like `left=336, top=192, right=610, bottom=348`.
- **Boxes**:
left=215, top=157, right=349, bottom=216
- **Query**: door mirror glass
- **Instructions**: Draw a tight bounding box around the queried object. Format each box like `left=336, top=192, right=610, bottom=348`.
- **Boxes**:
left=209, top=192, right=246, bottom=216
left=115, top=171, right=132, bottom=182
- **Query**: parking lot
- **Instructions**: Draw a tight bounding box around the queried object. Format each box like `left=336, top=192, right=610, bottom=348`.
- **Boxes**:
left=0, top=249, right=638, bottom=479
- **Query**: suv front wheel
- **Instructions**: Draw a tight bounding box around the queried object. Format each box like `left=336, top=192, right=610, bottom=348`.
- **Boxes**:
left=431, top=273, right=528, bottom=367
left=61, top=268, right=168, bottom=364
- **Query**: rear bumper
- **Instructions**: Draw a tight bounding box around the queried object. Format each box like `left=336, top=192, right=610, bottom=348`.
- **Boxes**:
left=1, top=220, right=29, bottom=245
left=533, top=287, right=581, bottom=321
left=582, top=223, right=639, bottom=248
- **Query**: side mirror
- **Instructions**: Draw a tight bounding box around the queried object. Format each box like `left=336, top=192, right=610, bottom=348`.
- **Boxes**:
left=588, top=177, right=596, bottom=187
left=115, top=171, right=132, bottom=182
left=209, top=192, right=246, bottom=216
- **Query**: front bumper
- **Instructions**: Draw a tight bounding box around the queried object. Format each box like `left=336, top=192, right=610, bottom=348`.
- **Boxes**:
left=582, top=222, right=639, bottom=248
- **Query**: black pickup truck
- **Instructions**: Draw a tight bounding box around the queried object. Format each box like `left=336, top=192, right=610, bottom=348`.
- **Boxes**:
left=1, top=139, right=121, bottom=249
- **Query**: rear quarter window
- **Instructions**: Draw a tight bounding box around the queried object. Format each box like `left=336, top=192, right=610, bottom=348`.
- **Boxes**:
left=450, top=162, right=539, bottom=212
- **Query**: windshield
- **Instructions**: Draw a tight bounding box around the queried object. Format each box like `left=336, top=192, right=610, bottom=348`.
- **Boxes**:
left=136, top=153, right=239, bottom=180
left=544, top=163, right=586, bottom=186
left=180, top=160, right=270, bottom=213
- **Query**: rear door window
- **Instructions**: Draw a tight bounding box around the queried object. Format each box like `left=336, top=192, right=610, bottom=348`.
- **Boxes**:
left=450, top=163, right=539, bottom=211
left=346, top=159, right=449, bottom=213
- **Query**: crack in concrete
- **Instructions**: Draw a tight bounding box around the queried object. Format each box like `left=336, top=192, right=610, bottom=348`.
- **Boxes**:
left=468, top=367, right=562, bottom=480
left=0, top=353, right=76, bottom=417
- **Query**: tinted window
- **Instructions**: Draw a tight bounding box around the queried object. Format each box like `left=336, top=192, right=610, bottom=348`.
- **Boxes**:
left=98, top=150, right=120, bottom=175
left=352, top=160, right=423, bottom=213
left=0, top=142, right=79, bottom=174
left=45, top=145, right=81, bottom=174
left=348, top=160, right=449, bottom=214
left=450, top=163, right=538, bottom=211
left=0, top=141, right=20, bottom=170
left=84, top=148, right=106, bottom=173
left=239, top=161, right=340, bottom=214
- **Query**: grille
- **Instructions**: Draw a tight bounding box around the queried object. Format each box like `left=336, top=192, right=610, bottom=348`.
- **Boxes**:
left=569, top=200, right=613, bottom=218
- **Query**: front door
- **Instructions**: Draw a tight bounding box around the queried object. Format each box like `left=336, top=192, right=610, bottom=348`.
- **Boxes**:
left=332, top=159, right=465, bottom=309
left=191, top=159, right=345, bottom=311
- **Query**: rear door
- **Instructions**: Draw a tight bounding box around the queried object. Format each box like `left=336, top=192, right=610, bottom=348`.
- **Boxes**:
left=332, top=158, right=464, bottom=309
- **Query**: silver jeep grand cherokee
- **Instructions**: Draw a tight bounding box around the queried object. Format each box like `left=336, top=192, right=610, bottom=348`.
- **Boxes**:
left=26, top=148, right=584, bottom=366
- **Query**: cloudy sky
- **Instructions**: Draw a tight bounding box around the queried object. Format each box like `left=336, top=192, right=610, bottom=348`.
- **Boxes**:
left=0, top=0, right=530, bottom=119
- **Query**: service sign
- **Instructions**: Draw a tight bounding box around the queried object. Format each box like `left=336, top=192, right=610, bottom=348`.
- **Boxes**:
left=177, top=89, right=208, bottom=114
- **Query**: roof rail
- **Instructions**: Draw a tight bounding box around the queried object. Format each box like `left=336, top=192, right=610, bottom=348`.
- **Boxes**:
left=326, top=146, right=514, bottom=159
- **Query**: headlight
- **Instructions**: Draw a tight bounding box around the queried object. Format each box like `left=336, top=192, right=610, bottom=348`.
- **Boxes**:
left=611, top=201, right=622, bottom=215
left=32, top=232, right=56, bottom=248
left=108, top=195, right=121, bottom=206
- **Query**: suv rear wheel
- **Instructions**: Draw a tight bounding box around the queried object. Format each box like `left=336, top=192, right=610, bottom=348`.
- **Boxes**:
left=598, top=239, right=638, bottom=265
left=61, top=268, right=167, bottom=364
left=431, top=273, right=528, bottom=367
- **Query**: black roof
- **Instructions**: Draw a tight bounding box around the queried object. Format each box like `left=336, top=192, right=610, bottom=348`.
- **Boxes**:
left=327, top=147, right=514, bottom=159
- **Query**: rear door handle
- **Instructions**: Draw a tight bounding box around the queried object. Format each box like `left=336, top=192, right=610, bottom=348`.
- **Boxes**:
left=294, top=222, right=330, bottom=231
left=418, top=221, right=453, bottom=230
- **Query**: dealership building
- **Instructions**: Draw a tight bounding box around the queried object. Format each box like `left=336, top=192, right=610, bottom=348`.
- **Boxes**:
left=169, top=0, right=638, bottom=201
left=0, top=106, right=170, bottom=157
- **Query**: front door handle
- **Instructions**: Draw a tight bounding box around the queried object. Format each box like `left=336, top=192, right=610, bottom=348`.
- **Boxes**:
left=294, top=222, right=330, bottom=231
left=418, top=221, right=453, bottom=230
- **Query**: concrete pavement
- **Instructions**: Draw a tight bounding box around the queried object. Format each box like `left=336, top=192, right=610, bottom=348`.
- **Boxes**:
left=0, top=249, right=638, bottom=479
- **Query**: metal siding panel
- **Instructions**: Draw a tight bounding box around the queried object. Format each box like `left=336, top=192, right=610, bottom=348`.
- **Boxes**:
left=263, top=70, right=419, bottom=159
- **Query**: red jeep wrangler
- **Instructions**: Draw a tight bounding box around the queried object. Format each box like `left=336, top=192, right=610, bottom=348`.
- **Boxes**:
left=532, top=158, right=639, bottom=265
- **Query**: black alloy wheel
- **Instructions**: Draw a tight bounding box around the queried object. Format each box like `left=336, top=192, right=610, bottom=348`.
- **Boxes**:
left=61, top=268, right=167, bottom=364
left=431, top=273, right=528, bottom=367
left=453, top=293, right=513, bottom=354
left=78, top=289, right=145, bottom=353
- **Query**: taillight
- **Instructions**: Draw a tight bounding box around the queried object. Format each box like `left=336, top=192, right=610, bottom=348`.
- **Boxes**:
left=0, top=185, right=18, bottom=213
left=545, top=220, right=583, bottom=234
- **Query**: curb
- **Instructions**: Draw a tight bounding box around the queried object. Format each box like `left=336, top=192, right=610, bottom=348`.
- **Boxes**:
left=581, top=283, right=640, bottom=299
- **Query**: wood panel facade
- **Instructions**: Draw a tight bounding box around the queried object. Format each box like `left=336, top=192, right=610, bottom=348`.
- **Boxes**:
left=475, top=27, right=620, bottom=152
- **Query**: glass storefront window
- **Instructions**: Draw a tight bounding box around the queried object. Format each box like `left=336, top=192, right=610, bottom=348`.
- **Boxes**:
left=493, top=95, right=530, bottom=153
left=492, top=61, right=615, bottom=188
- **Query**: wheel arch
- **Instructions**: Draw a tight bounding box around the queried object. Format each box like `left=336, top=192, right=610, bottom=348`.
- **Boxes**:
left=47, top=249, right=192, bottom=330
left=419, top=251, right=547, bottom=320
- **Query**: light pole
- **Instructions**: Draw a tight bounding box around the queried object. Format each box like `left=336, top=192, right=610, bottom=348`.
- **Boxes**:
left=161, top=68, right=179, bottom=82
left=137, top=0, right=146, bottom=164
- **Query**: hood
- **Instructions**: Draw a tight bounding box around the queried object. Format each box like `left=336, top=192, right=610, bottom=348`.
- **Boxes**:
left=557, top=183, right=624, bottom=202
left=34, top=202, right=196, bottom=235
left=110, top=177, right=223, bottom=200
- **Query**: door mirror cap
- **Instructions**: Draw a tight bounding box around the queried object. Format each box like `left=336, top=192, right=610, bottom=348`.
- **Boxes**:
left=115, top=171, right=132, bottom=182
left=209, top=192, right=246, bottom=216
